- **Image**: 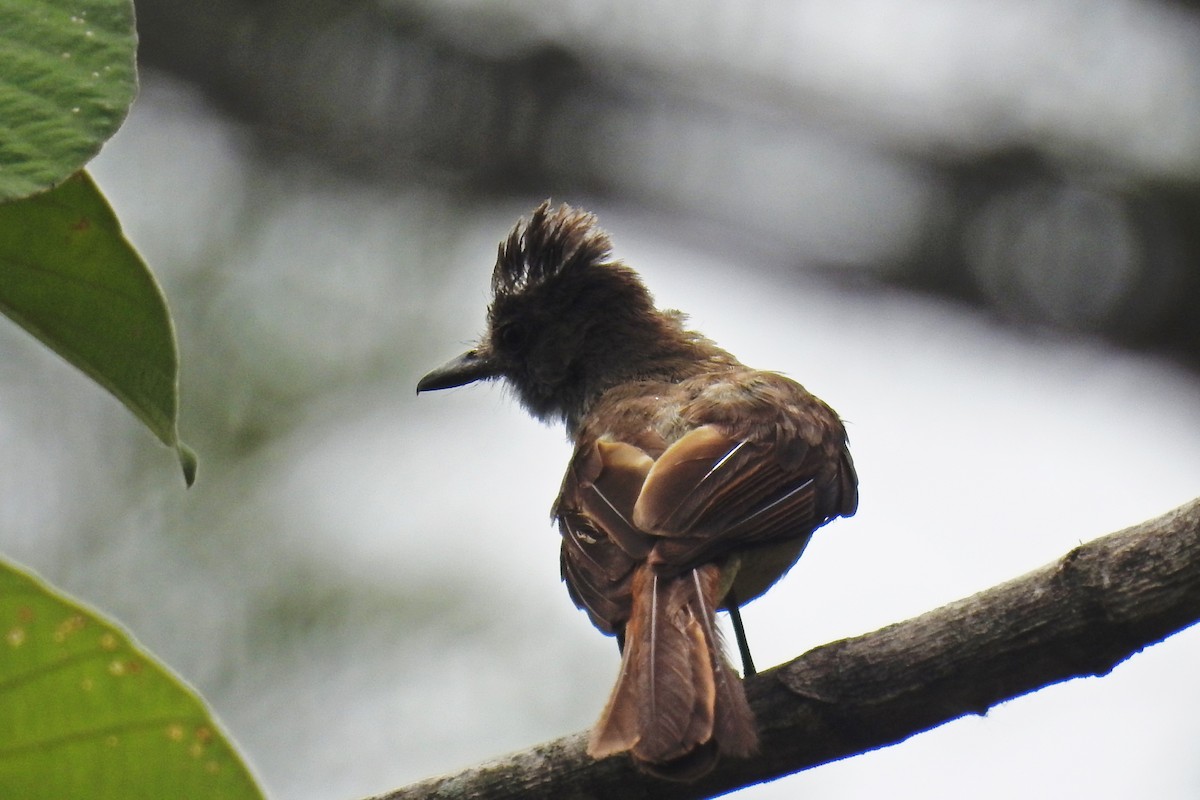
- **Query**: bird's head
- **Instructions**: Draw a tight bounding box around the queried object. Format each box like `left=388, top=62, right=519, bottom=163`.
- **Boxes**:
left=417, top=201, right=697, bottom=427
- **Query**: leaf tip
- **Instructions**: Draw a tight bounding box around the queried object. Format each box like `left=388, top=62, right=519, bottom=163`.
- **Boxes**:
left=178, top=443, right=198, bottom=487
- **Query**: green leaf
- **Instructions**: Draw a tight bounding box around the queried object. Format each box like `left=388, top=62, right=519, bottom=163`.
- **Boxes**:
left=0, top=0, right=138, bottom=201
left=0, top=559, right=264, bottom=799
left=0, top=171, right=196, bottom=484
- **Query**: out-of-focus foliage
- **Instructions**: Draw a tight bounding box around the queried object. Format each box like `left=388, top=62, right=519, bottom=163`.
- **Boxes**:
left=0, top=0, right=260, bottom=793
left=0, top=0, right=137, bottom=200
left=0, top=559, right=264, bottom=800
left=133, top=0, right=1200, bottom=360
left=0, top=173, right=195, bottom=482
left=0, top=0, right=192, bottom=476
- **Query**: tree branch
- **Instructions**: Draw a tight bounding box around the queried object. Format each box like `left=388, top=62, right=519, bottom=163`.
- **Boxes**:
left=367, top=496, right=1200, bottom=800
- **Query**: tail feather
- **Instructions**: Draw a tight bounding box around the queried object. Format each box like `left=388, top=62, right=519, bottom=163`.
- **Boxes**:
left=692, top=568, right=757, bottom=759
left=587, top=563, right=757, bottom=779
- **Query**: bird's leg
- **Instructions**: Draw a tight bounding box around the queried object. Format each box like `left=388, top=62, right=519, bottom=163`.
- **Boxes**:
left=725, top=590, right=756, bottom=677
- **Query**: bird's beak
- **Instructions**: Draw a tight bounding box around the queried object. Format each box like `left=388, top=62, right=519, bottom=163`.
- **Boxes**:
left=416, top=349, right=501, bottom=393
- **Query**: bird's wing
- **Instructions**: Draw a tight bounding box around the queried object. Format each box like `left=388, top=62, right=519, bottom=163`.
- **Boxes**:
left=633, top=416, right=855, bottom=572
left=558, top=373, right=857, bottom=622
left=557, top=439, right=656, bottom=633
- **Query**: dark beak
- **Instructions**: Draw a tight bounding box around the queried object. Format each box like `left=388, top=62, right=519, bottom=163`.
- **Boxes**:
left=416, top=349, right=501, bottom=393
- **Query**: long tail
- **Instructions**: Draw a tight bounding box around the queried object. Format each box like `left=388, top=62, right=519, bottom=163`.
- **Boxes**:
left=587, top=563, right=757, bottom=780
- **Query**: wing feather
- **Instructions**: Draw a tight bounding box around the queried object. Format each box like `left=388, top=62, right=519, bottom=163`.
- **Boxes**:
left=558, top=372, right=856, bottom=627
left=627, top=424, right=833, bottom=571
left=557, top=438, right=655, bottom=633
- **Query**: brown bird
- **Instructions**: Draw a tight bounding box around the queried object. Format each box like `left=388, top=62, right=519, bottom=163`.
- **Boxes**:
left=417, top=202, right=857, bottom=780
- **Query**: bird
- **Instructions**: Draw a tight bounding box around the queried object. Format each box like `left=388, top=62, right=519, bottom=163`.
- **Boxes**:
left=417, top=201, right=858, bottom=780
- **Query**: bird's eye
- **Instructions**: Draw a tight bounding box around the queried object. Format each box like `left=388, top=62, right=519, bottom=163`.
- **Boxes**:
left=498, top=322, right=529, bottom=350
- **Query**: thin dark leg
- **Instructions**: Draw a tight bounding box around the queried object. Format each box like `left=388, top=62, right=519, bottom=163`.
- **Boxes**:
left=726, top=591, right=756, bottom=677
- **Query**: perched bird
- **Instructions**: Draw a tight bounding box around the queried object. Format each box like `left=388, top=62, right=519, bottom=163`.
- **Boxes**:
left=417, top=202, right=857, bottom=780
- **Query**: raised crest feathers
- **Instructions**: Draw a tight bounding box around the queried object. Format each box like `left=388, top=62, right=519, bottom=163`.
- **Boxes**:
left=493, top=201, right=615, bottom=296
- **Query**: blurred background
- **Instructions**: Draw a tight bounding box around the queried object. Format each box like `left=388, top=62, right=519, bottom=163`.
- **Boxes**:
left=4, top=0, right=1200, bottom=797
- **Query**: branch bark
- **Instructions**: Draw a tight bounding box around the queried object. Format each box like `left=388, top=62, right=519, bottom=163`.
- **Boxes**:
left=367, top=496, right=1200, bottom=800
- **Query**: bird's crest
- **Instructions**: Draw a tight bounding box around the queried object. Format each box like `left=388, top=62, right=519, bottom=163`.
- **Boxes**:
left=493, top=201, right=614, bottom=297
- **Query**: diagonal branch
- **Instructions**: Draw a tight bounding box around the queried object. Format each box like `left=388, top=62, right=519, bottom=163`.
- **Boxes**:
left=367, top=496, right=1200, bottom=800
